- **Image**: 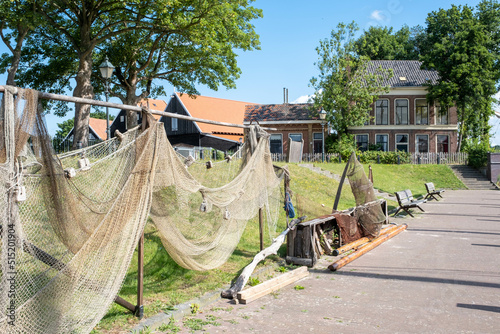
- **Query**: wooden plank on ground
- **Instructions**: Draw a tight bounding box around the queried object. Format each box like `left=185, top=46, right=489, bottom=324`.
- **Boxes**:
left=237, top=266, right=309, bottom=304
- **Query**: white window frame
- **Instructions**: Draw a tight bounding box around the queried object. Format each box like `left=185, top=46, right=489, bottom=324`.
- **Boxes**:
left=395, top=133, right=409, bottom=152
left=270, top=133, right=283, bottom=154
left=288, top=133, right=303, bottom=142
left=435, top=103, right=449, bottom=125
left=375, top=133, right=389, bottom=152
left=415, top=99, right=429, bottom=125
left=395, top=98, right=409, bottom=125
left=437, top=134, right=449, bottom=153
left=355, top=133, right=369, bottom=152
left=375, top=99, right=389, bottom=125
left=171, top=117, right=178, bottom=132
left=416, top=134, right=429, bottom=153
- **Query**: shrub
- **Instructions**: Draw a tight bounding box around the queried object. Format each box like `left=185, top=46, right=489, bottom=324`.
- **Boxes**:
left=466, top=144, right=490, bottom=168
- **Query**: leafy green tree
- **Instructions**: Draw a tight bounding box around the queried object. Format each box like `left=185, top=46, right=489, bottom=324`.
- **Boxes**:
left=420, top=3, right=500, bottom=151
left=99, top=1, right=262, bottom=129
left=310, top=22, right=393, bottom=139
left=355, top=25, right=422, bottom=60
left=0, top=0, right=39, bottom=86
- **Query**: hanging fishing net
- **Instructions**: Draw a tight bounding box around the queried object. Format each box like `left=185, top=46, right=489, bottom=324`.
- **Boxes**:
left=0, top=87, right=282, bottom=333
left=334, top=153, right=386, bottom=241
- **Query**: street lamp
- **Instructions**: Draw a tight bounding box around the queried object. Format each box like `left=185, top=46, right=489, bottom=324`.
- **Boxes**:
left=319, top=109, right=327, bottom=162
left=99, top=56, right=115, bottom=140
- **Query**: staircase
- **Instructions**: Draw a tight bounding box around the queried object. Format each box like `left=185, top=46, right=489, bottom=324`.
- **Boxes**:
left=449, top=165, right=498, bottom=190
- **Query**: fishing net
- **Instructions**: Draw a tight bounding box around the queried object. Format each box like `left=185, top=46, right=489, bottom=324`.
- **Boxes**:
left=0, top=87, right=282, bottom=333
left=335, top=153, right=386, bottom=240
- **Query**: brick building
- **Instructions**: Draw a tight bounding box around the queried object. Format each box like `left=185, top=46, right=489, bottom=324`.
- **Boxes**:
left=349, top=60, right=458, bottom=153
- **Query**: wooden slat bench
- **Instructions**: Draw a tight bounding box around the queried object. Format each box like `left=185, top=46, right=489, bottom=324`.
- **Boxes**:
left=394, top=190, right=426, bottom=217
left=424, top=182, right=445, bottom=201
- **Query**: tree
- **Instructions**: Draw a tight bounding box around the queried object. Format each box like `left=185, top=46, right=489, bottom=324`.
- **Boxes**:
left=98, top=1, right=262, bottom=129
left=310, top=22, right=393, bottom=139
left=0, top=0, right=39, bottom=86
left=355, top=25, right=422, bottom=60
left=420, top=3, right=500, bottom=151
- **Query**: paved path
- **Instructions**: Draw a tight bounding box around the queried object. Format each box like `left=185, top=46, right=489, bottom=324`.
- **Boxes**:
left=153, top=190, right=500, bottom=333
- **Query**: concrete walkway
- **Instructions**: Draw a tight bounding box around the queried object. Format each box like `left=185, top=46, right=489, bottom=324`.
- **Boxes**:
left=151, top=190, right=500, bottom=333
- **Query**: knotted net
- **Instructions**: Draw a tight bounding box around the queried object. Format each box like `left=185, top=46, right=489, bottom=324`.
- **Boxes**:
left=0, top=87, right=282, bottom=333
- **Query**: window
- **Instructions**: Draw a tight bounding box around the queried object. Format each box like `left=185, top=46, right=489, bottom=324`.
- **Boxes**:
left=395, top=99, right=408, bottom=125
left=375, top=99, right=389, bottom=125
left=415, top=99, right=428, bottom=125
left=270, top=134, right=283, bottom=154
left=436, top=104, right=448, bottom=125
left=375, top=134, right=389, bottom=152
left=396, top=134, right=409, bottom=152
left=120, top=115, right=125, bottom=123
left=355, top=134, right=369, bottom=152
left=289, top=133, right=302, bottom=142
left=437, top=135, right=449, bottom=153
left=416, top=135, right=429, bottom=153
left=313, top=132, right=323, bottom=154
left=171, top=117, right=178, bottom=132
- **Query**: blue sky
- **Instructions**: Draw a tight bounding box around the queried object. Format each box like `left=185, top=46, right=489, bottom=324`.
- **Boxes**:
left=2, top=0, right=500, bottom=144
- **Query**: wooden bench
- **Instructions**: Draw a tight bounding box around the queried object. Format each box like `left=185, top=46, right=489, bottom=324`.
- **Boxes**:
left=394, top=190, right=426, bottom=217
left=424, top=182, right=445, bottom=201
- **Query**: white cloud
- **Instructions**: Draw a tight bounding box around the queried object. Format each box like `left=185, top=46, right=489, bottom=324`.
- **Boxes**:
left=293, top=95, right=313, bottom=103
left=370, top=10, right=385, bottom=21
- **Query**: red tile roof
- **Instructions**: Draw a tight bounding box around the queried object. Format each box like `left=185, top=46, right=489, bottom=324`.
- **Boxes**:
left=176, top=93, right=253, bottom=139
left=139, top=98, right=167, bottom=121
left=89, top=118, right=108, bottom=140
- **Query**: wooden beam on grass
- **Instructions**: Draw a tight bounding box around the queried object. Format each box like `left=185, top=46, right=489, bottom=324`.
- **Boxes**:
left=237, top=266, right=309, bottom=304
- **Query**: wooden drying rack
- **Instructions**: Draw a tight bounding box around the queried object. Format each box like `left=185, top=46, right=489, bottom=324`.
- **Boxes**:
left=0, top=85, right=277, bottom=318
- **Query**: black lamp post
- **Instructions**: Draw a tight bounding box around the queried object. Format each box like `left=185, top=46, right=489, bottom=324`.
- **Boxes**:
left=99, top=56, right=115, bottom=140
left=319, top=109, right=327, bottom=162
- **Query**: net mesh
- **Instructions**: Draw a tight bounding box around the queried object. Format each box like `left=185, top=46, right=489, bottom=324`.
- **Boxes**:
left=343, top=152, right=386, bottom=238
left=0, top=88, right=282, bottom=333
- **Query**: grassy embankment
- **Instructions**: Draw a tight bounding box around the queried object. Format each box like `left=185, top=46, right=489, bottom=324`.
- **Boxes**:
left=93, top=162, right=465, bottom=333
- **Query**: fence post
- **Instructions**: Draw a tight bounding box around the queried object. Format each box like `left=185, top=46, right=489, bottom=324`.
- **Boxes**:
left=397, top=154, right=400, bottom=165
left=377, top=154, right=380, bottom=164
left=417, top=155, right=421, bottom=164
left=437, top=154, right=440, bottom=164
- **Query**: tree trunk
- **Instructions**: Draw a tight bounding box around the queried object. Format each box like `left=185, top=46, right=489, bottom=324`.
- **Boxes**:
left=72, top=51, right=94, bottom=149
left=125, top=74, right=140, bottom=130
left=6, top=25, right=29, bottom=86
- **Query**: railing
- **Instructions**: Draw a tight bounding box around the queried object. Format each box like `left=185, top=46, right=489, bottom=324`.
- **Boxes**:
left=410, top=152, right=468, bottom=165
left=271, top=151, right=468, bottom=165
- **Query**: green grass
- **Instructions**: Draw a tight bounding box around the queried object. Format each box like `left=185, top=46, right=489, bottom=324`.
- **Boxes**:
left=316, top=163, right=466, bottom=198
left=93, top=162, right=466, bottom=333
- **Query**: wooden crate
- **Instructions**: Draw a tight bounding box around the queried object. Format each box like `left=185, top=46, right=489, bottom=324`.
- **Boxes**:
left=286, top=199, right=388, bottom=267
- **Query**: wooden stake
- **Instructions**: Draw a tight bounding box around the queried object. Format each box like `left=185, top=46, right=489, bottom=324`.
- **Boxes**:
left=259, top=208, right=264, bottom=251
left=333, top=156, right=351, bottom=211
left=135, top=232, right=144, bottom=318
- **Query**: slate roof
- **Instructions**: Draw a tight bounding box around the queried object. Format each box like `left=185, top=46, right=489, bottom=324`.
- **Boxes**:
left=367, top=60, right=439, bottom=87
left=244, top=103, right=316, bottom=123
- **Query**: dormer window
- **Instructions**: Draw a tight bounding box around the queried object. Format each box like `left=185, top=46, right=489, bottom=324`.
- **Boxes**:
left=399, top=76, right=407, bottom=81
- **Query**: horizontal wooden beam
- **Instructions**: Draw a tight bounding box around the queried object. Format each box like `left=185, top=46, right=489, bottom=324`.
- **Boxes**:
left=0, top=85, right=276, bottom=131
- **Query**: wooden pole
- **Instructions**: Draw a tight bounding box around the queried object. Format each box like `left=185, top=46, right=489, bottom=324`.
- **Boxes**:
left=333, top=156, right=351, bottom=211
left=328, top=224, right=407, bottom=271
left=0, top=85, right=276, bottom=131
left=135, top=232, right=144, bottom=319
left=332, top=224, right=399, bottom=256
left=259, top=208, right=264, bottom=251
